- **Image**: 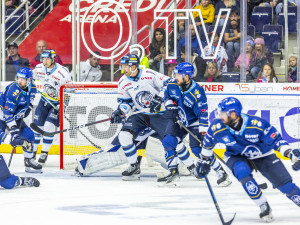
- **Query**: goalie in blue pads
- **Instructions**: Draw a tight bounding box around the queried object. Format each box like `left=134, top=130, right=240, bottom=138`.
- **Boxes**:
left=196, top=97, right=300, bottom=222
left=0, top=154, right=40, bottom=189
left=0, top=67, right=41, bottom=173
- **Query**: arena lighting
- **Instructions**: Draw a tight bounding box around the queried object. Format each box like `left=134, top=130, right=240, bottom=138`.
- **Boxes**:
left=81, top=0, right=132, bottom=60
left=154, top=8, right=231, bottom=60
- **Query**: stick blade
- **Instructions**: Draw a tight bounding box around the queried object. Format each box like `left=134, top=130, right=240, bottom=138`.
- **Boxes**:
left=224, top=213, right=236, bottom=225
left=30, top=123, right=45, bottom=135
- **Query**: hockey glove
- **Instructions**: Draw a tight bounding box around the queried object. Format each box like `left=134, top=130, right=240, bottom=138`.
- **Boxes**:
left=289, top=149, right=300, bottom=171
left=11, top=136, right=32, bottom=151
left=149, top=95, right=163, bottom=113
left=10, top=126, right=20, bottom=143
left=196, top=155, right=211, bottom=179
left=111, top=109, right=125, bottom=124
left=164, top=103, right=178, bottom=122
left=24, top=103, right=33, bottom=118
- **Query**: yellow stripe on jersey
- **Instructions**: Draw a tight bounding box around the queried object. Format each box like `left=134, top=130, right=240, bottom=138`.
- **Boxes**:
left=42, top=92, right=59, bottom=102
left=189, top=92, right=197, bottom=102
left=246, top=127, right=263, bottom=131
left=213, top=128, right=227, bottom=136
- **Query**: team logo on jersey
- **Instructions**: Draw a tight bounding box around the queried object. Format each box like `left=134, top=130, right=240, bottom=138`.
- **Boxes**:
left=135, top=91, right=153, bottom=108
left=13, top=91, right=18, bottom=96
left=44, top=84, right=58, bottom=98
left=242, top=145, right=262, bottom=158
left=212, top=125, right=217, bottom=131
left=245, top=181, right=259, bottom=195
left=195, top=90, right=199, bottom=95
left=251, top=119, right=258, bottom=125
left=291, top=195, right=300, bottom=205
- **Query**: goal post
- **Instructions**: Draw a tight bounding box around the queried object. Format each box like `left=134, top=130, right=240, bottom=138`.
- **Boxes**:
left=59, top=83, right=119, bottom=169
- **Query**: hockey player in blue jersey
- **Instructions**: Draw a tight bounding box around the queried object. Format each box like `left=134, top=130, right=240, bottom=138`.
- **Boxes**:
left=196, top=97, right=300, bottom=222
left=153, top=62, right=231, bottom=186
left=0, top=154, right=39, bottom=189
left=0, top=67, right=42, bottom=173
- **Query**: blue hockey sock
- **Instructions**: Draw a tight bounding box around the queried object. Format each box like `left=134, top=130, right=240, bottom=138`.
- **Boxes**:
left=241, top=176, right=267, bottom=207
left=177, top=142, right=194, bottom=167
left=210, top=154, right=221, bottom=171
left=278, top=182, right=300, bottom=207
left=165, top=150, right=179, bottom=170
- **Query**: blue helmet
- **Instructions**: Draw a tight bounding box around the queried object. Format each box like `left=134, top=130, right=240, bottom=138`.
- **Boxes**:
left=120, top=54, right=140, bottom=67
left=41, top=49, right=56, bottom=59
left=174, top=62, right=194, bottom=78
left=217, top=97, right=242, bottom=116
left=16, top=67, right=32, bottom=79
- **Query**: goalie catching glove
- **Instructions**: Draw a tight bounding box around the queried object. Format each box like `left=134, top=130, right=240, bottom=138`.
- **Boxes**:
left=289, top=149, right=300, bottom=171
left=110, top=109, right=125, bottom=124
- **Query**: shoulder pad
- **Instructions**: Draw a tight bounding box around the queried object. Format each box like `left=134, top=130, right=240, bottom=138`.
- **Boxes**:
left=247, top=115, right=266, bottom=129
left=210, top=119, right=226, bottom=133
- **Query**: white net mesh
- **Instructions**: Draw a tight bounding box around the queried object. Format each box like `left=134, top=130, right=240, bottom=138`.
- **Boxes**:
left=61, top=84, right=122, bottom=169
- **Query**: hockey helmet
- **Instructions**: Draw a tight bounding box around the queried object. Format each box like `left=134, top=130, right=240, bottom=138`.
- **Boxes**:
left=41, top=49, right=56, bottom=60
left=174, top=62, right=195, bottom=78
left=217, top=97, right=242, bottom=117
left=120, top=54, right=140, bottom=67
left=16, top=67, right=33, bottom=79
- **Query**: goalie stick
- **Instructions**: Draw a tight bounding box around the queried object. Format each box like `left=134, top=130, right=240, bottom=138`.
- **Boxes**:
left=177, top=120, right=268, bottom=190
left=30, top=108, right=151, bottom=136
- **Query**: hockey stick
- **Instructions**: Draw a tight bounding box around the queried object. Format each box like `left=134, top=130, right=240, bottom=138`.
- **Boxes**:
left=8, top=116, right=24, bottom=167
left=35, top=91, right=103, bottom=149
left=204, top=175, right=236, bottom=225
left=30, top=108, right=151, bottom=136
left=177, top=121, right=268, bottom=190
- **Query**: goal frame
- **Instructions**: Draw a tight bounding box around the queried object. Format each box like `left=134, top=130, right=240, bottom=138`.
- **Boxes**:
left=59, top=83, right=118, bottom=169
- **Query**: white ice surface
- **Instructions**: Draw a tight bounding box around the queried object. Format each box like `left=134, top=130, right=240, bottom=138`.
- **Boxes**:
left=0, top=154, right=299, bottom=225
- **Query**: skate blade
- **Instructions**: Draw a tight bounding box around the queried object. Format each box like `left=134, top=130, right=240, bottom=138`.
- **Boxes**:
left=122, top=174, right=140, bottom=181
left=157, top=177, right=180, bottom=187
left=261, top=214, right=274, bottom=223
left=25, top=167, right=43, bottom=173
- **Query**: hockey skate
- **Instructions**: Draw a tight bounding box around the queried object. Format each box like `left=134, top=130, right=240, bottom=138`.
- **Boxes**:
left=216, top=168, right=232, bottom=187
left=259, top=202, right=274, bottom=222
left=38, top=151, right=48, bottom=164
left=122, top=162, right=140, bottom=181
left=20, top=177, right=40, bottom=187
left=24, top=158, right=42, bottom=173
left=157, top=168, right=180, bottom=187
left=74, top=167, right=83, bottom=177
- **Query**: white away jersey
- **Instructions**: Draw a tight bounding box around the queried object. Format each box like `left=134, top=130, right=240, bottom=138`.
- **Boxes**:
left=33, top=63, right=72, bottom=102
left=117, top=69, right=170, bottom=114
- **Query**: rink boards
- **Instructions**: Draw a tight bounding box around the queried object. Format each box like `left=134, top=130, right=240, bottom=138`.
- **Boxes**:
left=0, top=82, right=299, bottom=161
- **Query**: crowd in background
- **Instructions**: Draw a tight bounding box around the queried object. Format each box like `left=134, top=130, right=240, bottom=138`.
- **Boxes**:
left=4, top=0, right=299, bottom=83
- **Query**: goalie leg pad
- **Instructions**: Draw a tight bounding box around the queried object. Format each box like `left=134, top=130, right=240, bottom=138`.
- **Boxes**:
left=0, top=155, right=11, bottom=182
left=0, top=174, right=21, bottom=189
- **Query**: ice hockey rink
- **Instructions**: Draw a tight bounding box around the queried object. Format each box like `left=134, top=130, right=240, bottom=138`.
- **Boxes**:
left=0, top=154, right=299, bottom=225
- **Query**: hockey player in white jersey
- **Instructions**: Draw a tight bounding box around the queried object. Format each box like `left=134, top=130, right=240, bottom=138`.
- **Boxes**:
left=32, top=49, right=72, bottom=164
left=111, top=54, right=196, bottom=181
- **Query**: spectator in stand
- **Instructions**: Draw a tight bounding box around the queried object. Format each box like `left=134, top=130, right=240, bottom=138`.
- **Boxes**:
left=132, top=48, right=150, bottom=69
left=166, top=59, right=177, bottom=78
left=5, top=0, right=20, bottom=8
left=288, top=56, right=297, bottom=83
left=202, top=61, right=224, bottom=82
left=30, top=40, right=63, bottom=68
left=224, top=9, right=240, bottom=70
left=79, top=51, right=102, bottom=82
left=235, top=39, right=254, bottom=69
left=180, top=47, right=207, bottom=81
left=177, top=24, right=205, bottom=60
left=169, top=12, right=186, bottom=54
left=203, top=32, right=228, bottom=72
left=247, top=37, right=274, bottom=81
left=247, top=0, right=264, bottom=20
left=260, top=0, right=298, bottom=17
left=256, top=63, right=278, bottom=83
left=5, top=42, right=30, bottom=81
left=214, top=0, right=240, bottom=26
left=149, top=28, right=166, bottom=71
left=192, top=0, right=215, bottom=27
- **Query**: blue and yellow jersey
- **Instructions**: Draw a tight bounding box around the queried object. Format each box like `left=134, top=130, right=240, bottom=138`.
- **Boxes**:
left=0, top=81, right=37, bottom=128
left=202, top=114, right=290, bottom=159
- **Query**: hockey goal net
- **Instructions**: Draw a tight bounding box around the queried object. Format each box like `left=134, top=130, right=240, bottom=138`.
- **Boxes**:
left=60, top=84, right=122, bottom=169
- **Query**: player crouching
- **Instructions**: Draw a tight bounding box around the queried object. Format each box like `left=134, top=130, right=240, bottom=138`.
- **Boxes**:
left=0, top=67, right=42, bottom=173
left=196, top=97, right=300, bottom=222
left=0, top=154, right=40, bottom=189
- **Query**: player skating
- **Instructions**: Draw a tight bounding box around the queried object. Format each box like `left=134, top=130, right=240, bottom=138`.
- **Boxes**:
left=0, top=154, right=40, bottom=189
left=111, top=54, right=195, bottom=181
left=0, top=67, right=41, bottom=173
left=196, top=97, right=300, bottom=222
left=32, top=49, right=72, bottom=165
left=152, top=62, right=231, bottom=186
